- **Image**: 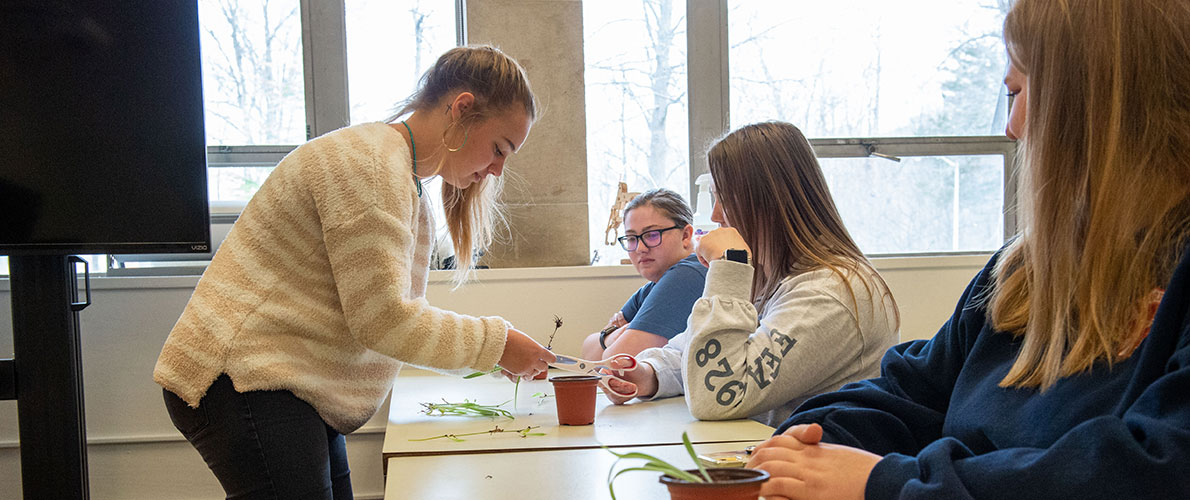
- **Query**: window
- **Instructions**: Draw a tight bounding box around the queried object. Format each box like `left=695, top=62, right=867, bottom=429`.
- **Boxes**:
left=199, top=0, right=306, bottom=146
left=819, top=154, right=1003, bottom=253
left=346, top=0, right=457, bottom=125
left=584, top=0, right=690, bottom=264
left=585, top=0, right=1014, bottom=260
left=710, top=0, right=1013, bottom=254
left=0, top=255, right=107, bottom=276
left=729, top=0, right=1010, bottom=137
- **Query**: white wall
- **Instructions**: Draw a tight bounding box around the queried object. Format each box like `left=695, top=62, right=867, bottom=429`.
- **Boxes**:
left=0, top=254, right=987, bottom=499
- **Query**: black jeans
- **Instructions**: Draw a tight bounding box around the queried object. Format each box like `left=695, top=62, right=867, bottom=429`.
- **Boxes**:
left=164, top=374, right=353, bottom=500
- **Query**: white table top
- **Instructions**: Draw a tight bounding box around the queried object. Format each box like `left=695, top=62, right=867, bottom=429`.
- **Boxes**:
left=383, top=370, right=775, bottom=459
left=384, top=441, right=767, bottom=500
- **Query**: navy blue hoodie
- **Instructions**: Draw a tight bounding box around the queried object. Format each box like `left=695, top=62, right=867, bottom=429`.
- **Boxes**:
left=777, top=247, right=1190, bottom=499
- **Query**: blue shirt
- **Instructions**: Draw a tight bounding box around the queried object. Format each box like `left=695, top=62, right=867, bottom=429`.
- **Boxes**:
left=620, top=254, right=707, bottom=340
left=777, top=247, right=1190, bottom=499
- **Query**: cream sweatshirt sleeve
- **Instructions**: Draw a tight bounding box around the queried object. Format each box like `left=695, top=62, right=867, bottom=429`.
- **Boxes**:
left=639, top=259, right=888, bottom=421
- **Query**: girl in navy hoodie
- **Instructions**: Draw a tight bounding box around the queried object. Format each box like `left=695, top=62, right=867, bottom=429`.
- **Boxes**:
left=747, top=1, right=1190, bottom=498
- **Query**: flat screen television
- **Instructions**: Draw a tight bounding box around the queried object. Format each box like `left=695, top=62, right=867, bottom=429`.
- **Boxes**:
left=0, top=0, right=210, bottom=256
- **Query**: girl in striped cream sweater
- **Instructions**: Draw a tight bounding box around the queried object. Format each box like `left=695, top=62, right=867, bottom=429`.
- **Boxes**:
left=155, top=45, right=555, bottom=499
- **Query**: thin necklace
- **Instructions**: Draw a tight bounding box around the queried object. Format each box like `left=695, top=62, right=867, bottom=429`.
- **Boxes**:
left=401, top=120, right=422, bottom=197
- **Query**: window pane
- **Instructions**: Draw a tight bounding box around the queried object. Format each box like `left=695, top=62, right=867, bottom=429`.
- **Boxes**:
left=199, top=0, right=305, bottom=145
left=729, top=0, right=1011, bottom=137
left=820, top=155, right=1003, bottom=254
left=346, top=0, right=457, bottom=124
left=208, top=166, right=276, bottom=202
left=585, top=0, right=690, bottom=264
left=0, top=255, right=108, bottom=277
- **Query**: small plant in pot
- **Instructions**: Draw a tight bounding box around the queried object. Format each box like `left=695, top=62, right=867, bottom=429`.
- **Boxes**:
left=606, top=432, right=769, bottom=500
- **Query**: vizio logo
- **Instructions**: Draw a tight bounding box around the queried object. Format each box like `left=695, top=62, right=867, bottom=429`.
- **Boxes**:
left=191, top=244, right=209, bottom=251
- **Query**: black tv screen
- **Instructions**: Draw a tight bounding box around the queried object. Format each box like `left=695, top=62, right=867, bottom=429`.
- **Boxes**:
left=0, top=0, right=210, bottom=256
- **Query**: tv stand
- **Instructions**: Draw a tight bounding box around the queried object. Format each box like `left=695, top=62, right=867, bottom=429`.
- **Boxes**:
left=4, top=255, right=91, bottom=499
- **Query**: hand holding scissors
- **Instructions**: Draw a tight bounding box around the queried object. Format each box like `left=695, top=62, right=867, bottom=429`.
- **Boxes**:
left=550, top=353, right=642, bottom=399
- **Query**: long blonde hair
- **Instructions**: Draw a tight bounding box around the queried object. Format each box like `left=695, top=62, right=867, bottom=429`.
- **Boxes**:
left=990, top=0, right=1190, bottom=390
left=707, top=121, right=898, bottom=326
left=390, top=45, right=537, bottom=281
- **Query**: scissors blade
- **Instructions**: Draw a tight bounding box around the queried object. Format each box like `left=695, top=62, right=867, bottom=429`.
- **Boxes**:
left=549, top=354, right=597, bottom=374
left=550, top=354, right=583, bottom=366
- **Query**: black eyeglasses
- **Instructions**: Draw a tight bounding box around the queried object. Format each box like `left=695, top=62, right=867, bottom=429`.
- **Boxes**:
left=617, top=225, right=683, bottom=251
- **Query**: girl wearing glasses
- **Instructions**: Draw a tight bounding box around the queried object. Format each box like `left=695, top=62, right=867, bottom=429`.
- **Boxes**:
left=582, top=188, right=708, bottom=360
left=605, top=121, right=900, bottom=427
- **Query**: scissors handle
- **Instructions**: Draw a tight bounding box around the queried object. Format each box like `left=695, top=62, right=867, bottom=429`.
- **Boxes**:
left=599, top=375, right=637, bottom=398
left=600, top=353, right=638, bottom=371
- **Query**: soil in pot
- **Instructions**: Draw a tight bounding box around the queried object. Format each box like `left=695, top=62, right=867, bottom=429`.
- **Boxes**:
left=659, top=467, right=770, bottom=500
left=548, top=374, right=600, bottom=425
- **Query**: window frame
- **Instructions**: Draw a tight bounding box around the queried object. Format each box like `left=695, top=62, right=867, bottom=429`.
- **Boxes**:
left=685, top=0, right=1018, bottom=253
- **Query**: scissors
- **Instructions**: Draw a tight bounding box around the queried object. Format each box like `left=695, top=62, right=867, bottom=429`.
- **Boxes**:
left=550, top=353, right=640, bottom=398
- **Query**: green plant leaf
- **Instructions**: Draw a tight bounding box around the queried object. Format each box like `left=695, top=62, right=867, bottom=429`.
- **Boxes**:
left=464, top=366, right=502, bottom=379
left=682, top=431, right=712, bottom=482
left=605, top=442, right=709, bottom=500
left=418, top=399, right=513, bottom=419
left=513, top=376, right=521, bottom=411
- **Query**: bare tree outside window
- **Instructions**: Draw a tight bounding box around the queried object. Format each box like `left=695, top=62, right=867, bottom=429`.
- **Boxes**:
left=199, top=0, right=304, bottom=146
left=585, top=0, right=689, bottom=264
left=346, top=0, right=454, bottom=125
left=729, top=0, right=1011, bottom=254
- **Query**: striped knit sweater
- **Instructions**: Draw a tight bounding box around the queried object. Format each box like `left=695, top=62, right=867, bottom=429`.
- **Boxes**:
left=154, top=122, right=508, bottom=434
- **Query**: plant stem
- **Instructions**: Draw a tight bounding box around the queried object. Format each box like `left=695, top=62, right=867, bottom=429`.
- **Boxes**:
left=513, top=376, right=521, bottom=411
left=408, top=425, right=543, bottom=442
left=463, top=366, right=502, bottom=379
left=547, top=315, right=563, bottom=350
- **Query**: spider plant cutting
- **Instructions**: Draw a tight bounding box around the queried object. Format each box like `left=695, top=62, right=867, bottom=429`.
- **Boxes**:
left=606, top=431, right=770, bottom=500
left=605, top=431, right=710, bottom=499
left=547, top=315, right=563, bottom=349
left=418, top=399, right=513, bottom=419
left=408, top=425, right=544, bottom=442
left=463, top=367, right=502, bottom=379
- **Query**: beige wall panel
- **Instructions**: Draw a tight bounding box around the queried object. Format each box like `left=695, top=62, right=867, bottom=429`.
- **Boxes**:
left=467, top=0, right=589, bottom=267
left=482, top=202, right=591, bottom=268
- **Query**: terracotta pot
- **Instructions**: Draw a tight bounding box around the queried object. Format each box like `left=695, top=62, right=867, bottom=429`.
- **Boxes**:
left=533, top=369, right=548, bottom=380
left=659, top=468, right=770, bottom=500
left=548, top=375, right=599, bottom=425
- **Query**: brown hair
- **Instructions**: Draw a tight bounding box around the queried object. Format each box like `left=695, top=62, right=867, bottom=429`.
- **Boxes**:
left=624, top=188, right=694, bottom=227
left=990, top=0, right=1190, bottom=389
left=707, top=121, right=898, bottom=325
left=391, top=45, right=537, bottom=280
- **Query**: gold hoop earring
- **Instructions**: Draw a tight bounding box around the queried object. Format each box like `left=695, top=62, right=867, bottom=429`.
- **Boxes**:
left=442, top=120, right=468, bottom=152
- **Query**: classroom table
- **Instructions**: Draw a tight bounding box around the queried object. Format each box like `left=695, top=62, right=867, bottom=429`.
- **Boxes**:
left=383, top=369, right=776, bottom=461
left=383, top=441, right=768, bottom=500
